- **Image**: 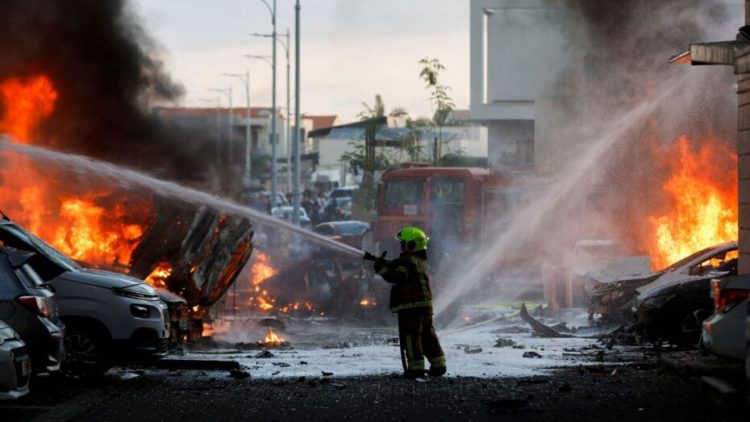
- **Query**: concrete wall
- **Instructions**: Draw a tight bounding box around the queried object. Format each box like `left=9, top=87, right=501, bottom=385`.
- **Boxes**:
left=469, top=0, right=581, bottom=169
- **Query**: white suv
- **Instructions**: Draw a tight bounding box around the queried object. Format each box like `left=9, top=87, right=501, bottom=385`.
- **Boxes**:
left=0, top=219, right=169, bottom=376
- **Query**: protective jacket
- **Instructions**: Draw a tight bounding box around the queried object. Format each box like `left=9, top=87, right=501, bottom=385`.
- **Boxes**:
left=374, top=252, right=432, bottom=313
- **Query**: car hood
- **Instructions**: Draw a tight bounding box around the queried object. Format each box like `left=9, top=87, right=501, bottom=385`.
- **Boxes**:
left=636, top=271, right=729, bottom=298
left=58, top=268, right=145, bottom=289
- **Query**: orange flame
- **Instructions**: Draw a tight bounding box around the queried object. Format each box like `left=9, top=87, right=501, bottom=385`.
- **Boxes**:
left=0, top=75, right=57, bottom=143
left=0, top=75, right=152, bottom=268
left=648, top=136, right=738, bottom=269
left=260, top=327, right=284, bottom=346
left=145, top=262, right=173, bottom=289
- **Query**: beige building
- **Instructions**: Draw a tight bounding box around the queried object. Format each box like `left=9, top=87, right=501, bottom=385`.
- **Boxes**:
left=671, top=0, right=750, bottom=272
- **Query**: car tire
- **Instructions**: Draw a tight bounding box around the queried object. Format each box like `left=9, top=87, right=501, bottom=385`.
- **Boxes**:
left=62, top=325, right=111, bottom=378
left=677, top=308, right=712, bottom=347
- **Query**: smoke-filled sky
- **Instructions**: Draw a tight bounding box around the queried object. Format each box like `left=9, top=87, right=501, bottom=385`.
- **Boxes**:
left=131, top=0, right=470, bottom=122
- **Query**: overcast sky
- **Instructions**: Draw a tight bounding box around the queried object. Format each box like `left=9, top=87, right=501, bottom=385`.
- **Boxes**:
left=131, top=0, right=470, bottom=122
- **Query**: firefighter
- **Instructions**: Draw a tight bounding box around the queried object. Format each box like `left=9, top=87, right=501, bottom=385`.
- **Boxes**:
left=365, top=226, right=447, bottom=378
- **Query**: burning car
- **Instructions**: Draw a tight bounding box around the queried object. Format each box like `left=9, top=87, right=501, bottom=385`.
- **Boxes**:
left=632, top=275, right=720, bottom=347
left=313, top=221, right=373, bottom=252
left=589, top=241, right=738, bottom=324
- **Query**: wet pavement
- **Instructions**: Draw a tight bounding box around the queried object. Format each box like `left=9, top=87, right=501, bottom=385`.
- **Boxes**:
left=3, top=315, right=746, bottom=421
left=3, top=359, right=740, bottom=422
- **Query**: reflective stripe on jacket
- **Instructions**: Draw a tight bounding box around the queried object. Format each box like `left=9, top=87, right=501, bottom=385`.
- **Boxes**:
left=374, top=253, right=432, bottom=313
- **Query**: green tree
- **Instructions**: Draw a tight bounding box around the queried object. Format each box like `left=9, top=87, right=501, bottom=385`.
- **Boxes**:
left=419, top=57, right=455, bottom=163
left=341, top=94, right=393, bottom=210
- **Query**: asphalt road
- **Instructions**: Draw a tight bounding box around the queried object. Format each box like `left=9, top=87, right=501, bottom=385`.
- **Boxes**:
left=3, top=359, right=744, bottom=422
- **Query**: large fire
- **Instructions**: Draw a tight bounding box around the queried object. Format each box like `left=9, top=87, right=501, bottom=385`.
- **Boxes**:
left=647, top=136, right=738, bottom=269
left=145, top=261, right=173, bottom=289
left=244, top=252, right=315, bottom=314
left=0, top=74, right=151, bottom=268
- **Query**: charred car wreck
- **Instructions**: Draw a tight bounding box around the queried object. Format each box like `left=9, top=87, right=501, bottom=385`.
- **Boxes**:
left=524, top=242, right=738, bottom=348
left=589, top=242, right=737, bottom=339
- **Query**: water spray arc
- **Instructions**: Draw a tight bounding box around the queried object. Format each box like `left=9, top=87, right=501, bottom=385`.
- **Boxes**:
left=0, top=139, right=363, bottom=259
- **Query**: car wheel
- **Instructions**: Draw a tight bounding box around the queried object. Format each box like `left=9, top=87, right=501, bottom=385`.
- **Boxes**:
left=63, top=327, right=110, bottom=378
left=678, top=308, right=712, bottom=347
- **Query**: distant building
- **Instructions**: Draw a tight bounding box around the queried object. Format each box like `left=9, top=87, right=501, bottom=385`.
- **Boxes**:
left=670, top=0, right=750, bottom=272
left=309, top=114, right=487, bottom=187
left=470, top=0, right=582, bottom=171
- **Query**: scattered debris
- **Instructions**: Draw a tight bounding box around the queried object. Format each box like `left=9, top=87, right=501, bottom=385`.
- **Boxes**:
left=272, top=362, right=290, bottom=367
left=490, top=326, right=529, bottom=334
left=229, top=368, right=250, bottom=379
left=464, top=346, right=483, bottom=354
left=494, top=338, right=517, bottom=348
left=519, top=303, right=572, bottom=338
left=255, top=350, right=275, bottom=359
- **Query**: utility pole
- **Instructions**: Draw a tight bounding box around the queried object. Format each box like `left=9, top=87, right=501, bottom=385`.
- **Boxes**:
left=292, top=0, right=302, bottom=226
left=210, top=87, right=233, bottom=166
left=270, top=0, right=278, bottom=207
left=250, top=30, right=291, bottom=195
left=223, top=72, right=253, bottom=191
left=285, top=28, right=291, bottom=195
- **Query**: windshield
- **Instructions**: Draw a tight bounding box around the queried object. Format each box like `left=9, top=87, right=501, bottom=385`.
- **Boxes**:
left=4, top=225, right=80, bottom=271
left=384, top=180, right=425, bottom=209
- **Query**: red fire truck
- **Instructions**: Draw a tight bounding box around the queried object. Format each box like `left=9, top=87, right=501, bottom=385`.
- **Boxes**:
left=372, top=165, right=532, bottom=259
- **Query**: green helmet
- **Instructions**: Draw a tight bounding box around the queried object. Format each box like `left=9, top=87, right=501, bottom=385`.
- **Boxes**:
left=395, top=226, right=429, bottom=252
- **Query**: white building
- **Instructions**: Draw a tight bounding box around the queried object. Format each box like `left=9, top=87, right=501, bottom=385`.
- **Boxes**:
left=310, top=115, right=488, bottom=187
left=470, top=0, right=582, bottom=170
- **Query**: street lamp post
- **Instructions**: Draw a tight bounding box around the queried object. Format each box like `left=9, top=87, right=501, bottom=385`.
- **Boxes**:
left=209, top=86, right=233, bottom=167
left=251, top=29, right=291, bottom=196
left=293, top=0, right=302, bottom=226
left=222, top=72, right=253, bottom=191
left=258, top=0, right=278, bottom=208
left=245, top=54, right=275, bottom=197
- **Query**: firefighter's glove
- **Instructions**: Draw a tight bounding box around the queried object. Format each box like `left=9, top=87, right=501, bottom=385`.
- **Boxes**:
left=363, top=251, right=387, bottom=262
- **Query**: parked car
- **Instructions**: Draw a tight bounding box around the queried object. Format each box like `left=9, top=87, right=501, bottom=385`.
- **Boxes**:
left=633, top=275, right=719, bottom=346
left=0, top=320, right=30, bottom=400
left=330, top=186, right=358, bottom=199
left=590, top=241, right=738, bottom=324
left=0, top=218, right=170, bottom=377
left=0, top=246, right=64, bottom=375
left=271, top=206, right=311, bottom=228
left=313, top=221, right=373, bottom=252
left=701, top=274, right=750, bottom=359
left=321, top=197, right=352, bottom=222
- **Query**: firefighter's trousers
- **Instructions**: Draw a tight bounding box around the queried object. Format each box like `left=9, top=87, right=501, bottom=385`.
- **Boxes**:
left=397, top=308, right=446, bottom=375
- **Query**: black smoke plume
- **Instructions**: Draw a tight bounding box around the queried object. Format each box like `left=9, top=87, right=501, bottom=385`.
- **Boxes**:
left=0, top=0, right=213, bottom=182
